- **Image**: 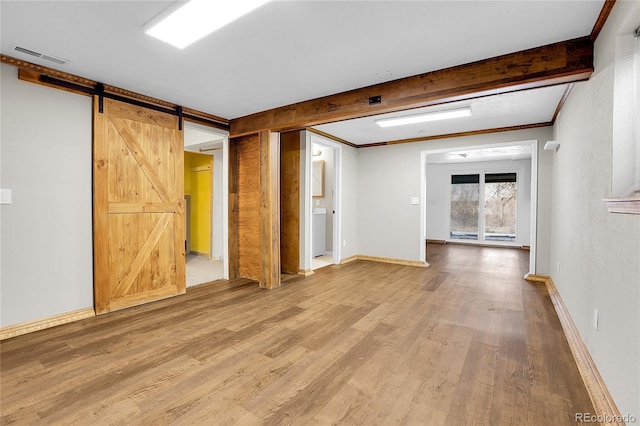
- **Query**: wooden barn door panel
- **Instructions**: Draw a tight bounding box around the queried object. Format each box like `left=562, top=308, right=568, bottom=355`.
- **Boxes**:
left=93, top=97, right=185, bottom=314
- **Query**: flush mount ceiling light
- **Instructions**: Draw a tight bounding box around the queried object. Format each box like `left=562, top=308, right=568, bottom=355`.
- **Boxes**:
left=375, top=107, right=472, bottom=128
left=145, top=0, right=270, bottom=49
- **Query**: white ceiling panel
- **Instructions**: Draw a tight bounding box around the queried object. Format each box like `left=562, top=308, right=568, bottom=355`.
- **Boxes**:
left=314, top=84, right=568, bottom=145
left=426, top=145, right=532, bottom=164
left=0, top=1, right=603, bottom=120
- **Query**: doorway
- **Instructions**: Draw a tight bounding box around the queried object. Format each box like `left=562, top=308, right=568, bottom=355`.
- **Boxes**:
left=421, top=139, right=538, bottom=277
left=306, top=131, right=342, bottom=271
left=183, top=121, right=230, bottom=285
left=448, top=170, right=523, bottom=243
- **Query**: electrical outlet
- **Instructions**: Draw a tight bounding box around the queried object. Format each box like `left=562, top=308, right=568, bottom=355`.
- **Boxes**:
left=593, top=309, right=599, bottom=331
left=557, top=261, right=560, bottom=274
left=343, top=240, right=347, bottom=247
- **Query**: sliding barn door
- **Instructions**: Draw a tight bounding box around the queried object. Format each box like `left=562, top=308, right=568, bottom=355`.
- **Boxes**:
left=93, top=97, right=185, bottom=314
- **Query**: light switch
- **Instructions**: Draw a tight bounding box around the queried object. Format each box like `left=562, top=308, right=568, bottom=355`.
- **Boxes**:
left=0, top=189, right=11, bottom=205
left=410, top=196, right=419, bottom=205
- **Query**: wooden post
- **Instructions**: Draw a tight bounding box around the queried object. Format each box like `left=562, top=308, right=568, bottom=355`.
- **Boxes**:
left=228, top=138, right=240, bottom=279
left=259, top=131, right=281, bottom=289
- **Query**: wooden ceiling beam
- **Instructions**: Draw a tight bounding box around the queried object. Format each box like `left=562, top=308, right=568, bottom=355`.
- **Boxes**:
left=358, top=122, right=552, bottom=149
left=230, top=37, right=593, bottom=137
left=590, top=0, right=616, bottom=41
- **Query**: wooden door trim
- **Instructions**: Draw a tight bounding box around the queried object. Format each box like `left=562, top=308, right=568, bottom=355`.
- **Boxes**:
left=228, top=139, right=240, bottom=279
left=259, top=131, right=281, bottom=289
left=280, top=130, right=302, bottom=275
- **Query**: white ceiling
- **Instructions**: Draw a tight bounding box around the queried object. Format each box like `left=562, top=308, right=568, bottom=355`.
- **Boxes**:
left=313, top=84, right=569, bottom=145
left=184, top=122, right=225, bottom=152
left=426, top=145, right=532, bottom=164
left=1, top=0, right=604, bottom=130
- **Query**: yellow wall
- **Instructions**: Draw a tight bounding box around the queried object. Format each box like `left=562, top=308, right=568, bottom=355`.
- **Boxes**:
left=184, top=152, right=212, bottom=255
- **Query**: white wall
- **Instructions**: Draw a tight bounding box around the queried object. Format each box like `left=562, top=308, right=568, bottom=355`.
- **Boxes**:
left=356, top=126, right=553, bottom=269
left=304, top=131, right=359, bottom=262
left=425, top=159, right=531, bottom=245
left=312, top=144, right=334, bottom=250
left=340, top=143, right=359, bottom=259
left=210, top=149, right=224, bottom=260
left=550, top=0, right=640, bottom=417
left=0, top=64, right=93, bottom=327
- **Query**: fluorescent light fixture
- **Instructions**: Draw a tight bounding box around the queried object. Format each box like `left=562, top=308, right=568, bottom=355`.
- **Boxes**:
left=146, top=0, right=270, bottom=49
left=375, top=107, right=472, bottom=128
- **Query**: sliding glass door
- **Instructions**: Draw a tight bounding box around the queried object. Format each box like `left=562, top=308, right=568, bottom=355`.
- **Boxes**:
left=483, top=173, right=517, bottom=241
left=450, top=172, right=517, bottom=243
left=450, top=174, right=480, bottom=240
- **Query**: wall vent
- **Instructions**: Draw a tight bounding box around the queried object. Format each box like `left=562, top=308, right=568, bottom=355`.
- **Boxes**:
left=11, top=44, right=69, bottom=65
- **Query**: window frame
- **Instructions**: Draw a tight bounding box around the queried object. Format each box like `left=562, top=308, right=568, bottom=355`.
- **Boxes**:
left=447, top=167, right=523, bottom=245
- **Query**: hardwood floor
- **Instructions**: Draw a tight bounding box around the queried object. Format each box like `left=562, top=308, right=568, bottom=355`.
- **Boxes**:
left=1, top=244, right=594, bottom=425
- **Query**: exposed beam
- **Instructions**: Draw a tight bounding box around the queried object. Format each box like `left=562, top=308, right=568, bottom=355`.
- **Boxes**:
left=551, top=83, right=574, bottom=124
left=357, top=123, right=552, bottom=149
left=230, top=37, right=593, bottom=137
left=590, top=0, right=616, bottom=42
left=306, top=127, right=358, bottom=148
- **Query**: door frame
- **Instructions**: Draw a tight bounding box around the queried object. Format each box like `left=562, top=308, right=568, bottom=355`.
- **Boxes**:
left=421, top=139, right=539, bottom=277
left=444, top=166, right=525, bottom=245
left=304, top=131, right=342, bottom=270
left=183, top=121, right=230, bottom=279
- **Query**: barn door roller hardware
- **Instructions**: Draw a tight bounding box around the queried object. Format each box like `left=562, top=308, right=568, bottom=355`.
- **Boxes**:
left=95, top=82, right=105, bottom=113
left=37, top=74, right=225, bottom=130
left=177, top=106, right=183, bottom=131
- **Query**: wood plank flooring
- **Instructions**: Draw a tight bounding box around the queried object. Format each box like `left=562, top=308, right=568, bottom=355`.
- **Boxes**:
left=1, top=244, right=594, bottom=425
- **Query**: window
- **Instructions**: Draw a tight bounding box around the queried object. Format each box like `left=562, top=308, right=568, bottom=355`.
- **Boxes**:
left=484, top=173, right=517, bottom=242
left=450, top=172, right=517, bottom=242
left=450, top=174, right=479, bottom=240
left=607, top=27, right=640, bottom=214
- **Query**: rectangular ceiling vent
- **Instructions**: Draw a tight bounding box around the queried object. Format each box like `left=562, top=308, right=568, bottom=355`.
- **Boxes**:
left=11, top=44, right=69, bottom=65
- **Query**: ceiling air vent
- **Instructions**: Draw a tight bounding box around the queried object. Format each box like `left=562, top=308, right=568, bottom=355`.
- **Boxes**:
left=11, top=44, right=69, bottom=65
left=14, top=45, right=41, bottom=57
